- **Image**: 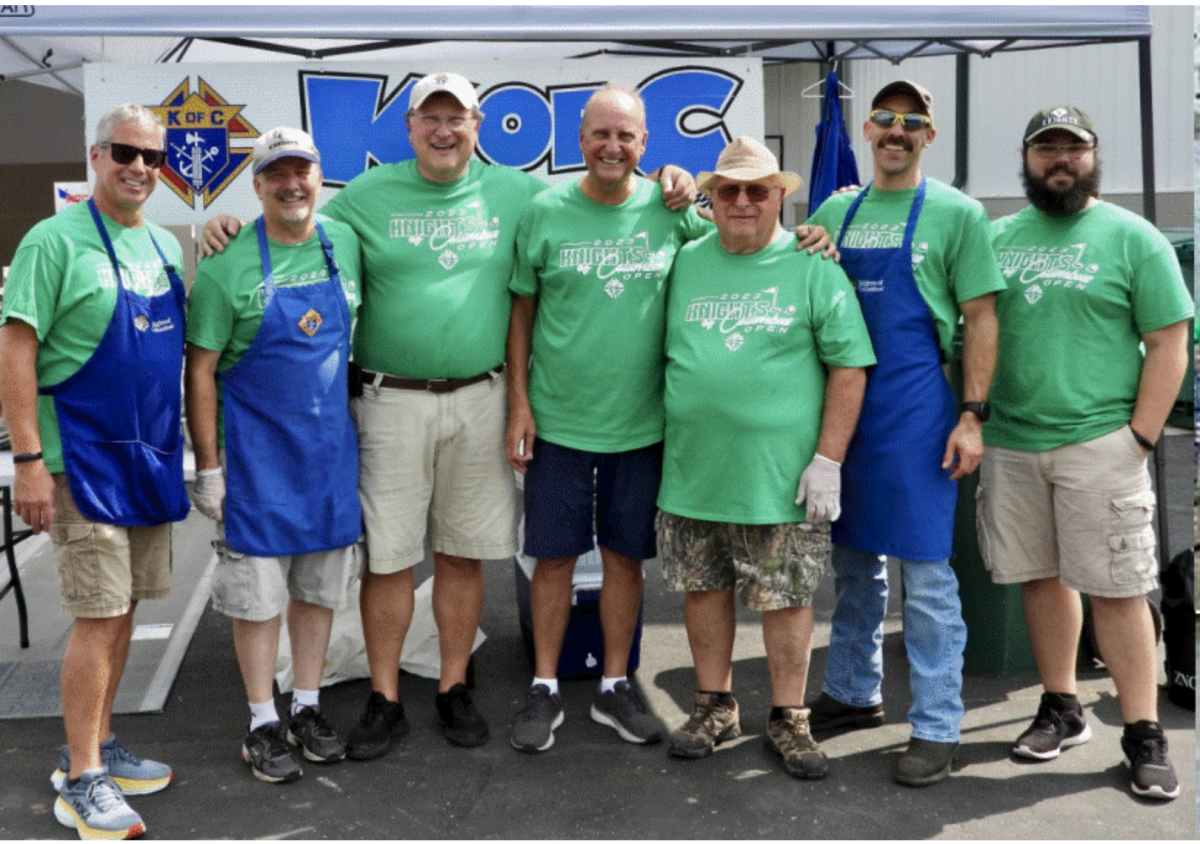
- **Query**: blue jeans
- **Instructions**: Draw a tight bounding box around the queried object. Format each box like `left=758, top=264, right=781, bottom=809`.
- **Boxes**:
left=822, top=544, right=966, bottom=743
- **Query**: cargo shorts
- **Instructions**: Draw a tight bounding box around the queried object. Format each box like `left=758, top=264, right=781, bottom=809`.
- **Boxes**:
left=656, top=511, right=828, bottom=611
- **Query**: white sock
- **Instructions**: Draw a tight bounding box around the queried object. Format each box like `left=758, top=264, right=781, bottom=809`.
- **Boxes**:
left=600, top=676, right=626, bottom=694
left=291, top=688, right=319, bottom=716
left=533, top=677, right=559, bottom=696
left=248, top=700, right=279, bottom=731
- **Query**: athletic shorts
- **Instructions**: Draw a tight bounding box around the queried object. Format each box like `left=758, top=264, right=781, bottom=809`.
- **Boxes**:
left=522, top=439, right=661, bottom=561
left=976, top=426, right=1158, bottom=598
left=352, top=369, right=518, bottom=574
left=209, top=521, right=363, bottom=622
left=656, top=511, right=828, bottom=612
left=49, top=474, right=172, bottom=619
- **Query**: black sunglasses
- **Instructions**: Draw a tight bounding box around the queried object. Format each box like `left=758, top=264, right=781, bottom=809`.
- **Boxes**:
left=99, top=141, right=167, bottom=169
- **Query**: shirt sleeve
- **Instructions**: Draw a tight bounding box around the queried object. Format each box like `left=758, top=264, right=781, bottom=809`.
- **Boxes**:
left=1, top=230, right=64, bottom=340
left=508, top=205, right=542, bottom=297
left=185, top=257, right=236, bottom=353
left=810, top=261, right=877, bottom=368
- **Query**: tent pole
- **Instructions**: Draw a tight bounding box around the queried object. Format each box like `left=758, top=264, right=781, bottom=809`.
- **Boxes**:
left=952, top=53, right=969, bottom=191
left=1137, top=36, right=1155, bottom=225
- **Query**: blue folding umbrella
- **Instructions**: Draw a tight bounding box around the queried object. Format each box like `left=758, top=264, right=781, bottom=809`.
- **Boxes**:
left=807, top=70, right=860, bottom=213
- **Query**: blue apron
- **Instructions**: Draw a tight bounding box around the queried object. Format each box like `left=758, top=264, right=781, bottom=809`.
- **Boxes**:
left=218, top=218, right=361, bottom=557
left=830, top=179, right=957, bottom=561
left=40, top=199, right=189, bottom=527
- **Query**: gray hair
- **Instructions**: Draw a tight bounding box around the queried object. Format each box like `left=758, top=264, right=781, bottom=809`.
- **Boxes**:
left=581, top=85, right=646, bottom=132
left=95, top=104, right=165, bottom=146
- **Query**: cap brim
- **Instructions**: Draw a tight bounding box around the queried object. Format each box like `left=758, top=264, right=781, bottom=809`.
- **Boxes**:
left=254, top=150, right=319, bottom=175
left=1025, top=125, right=1095, bottom=144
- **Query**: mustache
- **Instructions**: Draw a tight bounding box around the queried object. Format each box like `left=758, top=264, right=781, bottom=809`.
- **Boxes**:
left=876, top=138, right=914, bottom=152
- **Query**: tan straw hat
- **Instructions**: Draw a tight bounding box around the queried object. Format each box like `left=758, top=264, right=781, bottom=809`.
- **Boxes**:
left=697, top=136, right=803, bottom=197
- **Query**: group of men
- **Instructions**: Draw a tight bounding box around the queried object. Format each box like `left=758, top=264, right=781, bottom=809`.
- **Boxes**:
left=0, top=69, right=1189, bottom=839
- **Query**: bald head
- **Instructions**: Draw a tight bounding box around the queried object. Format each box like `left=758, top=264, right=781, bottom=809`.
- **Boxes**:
left=580, top=85, right=646, bottom=136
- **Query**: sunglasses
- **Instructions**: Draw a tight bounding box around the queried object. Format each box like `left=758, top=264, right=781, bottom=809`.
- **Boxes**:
left=1027, top=143, right=1095, bottom=160
left=868, top=110, right=933, bottom=132
left=714, top=183, right=776, bottom=203
left=98, top=141, right=167, bottom=169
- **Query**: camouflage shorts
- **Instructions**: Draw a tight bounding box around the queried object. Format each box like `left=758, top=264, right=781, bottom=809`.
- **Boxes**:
left=655, top=511, right=829, bottom=611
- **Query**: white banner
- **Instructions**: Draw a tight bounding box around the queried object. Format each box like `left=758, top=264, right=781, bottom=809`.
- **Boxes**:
left=84, top=59, right=764, bottom=226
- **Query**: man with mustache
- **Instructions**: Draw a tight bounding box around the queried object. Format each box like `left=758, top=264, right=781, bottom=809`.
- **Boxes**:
left=186, top=128, right=363, bottom=784
left=805, top=81, right=1005, bottom=786
left=977, top=106, right=1191, bottom=800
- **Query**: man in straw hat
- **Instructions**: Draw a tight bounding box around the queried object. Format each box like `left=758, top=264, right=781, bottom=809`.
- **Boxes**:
left=657, top=136, right=875, bottom=780
left=805, top=80, right=1004, bottom=786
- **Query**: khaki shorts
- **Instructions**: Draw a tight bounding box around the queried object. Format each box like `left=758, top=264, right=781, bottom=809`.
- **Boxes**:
left=976, top=426, right=1158, bottom=598
left=210, top=523, right=363, bottom=622
left=352, top=370, right=519, bottom=574
left=656, top=511, right=828, bottom=611
left=49, top=474, right=172, bottom=619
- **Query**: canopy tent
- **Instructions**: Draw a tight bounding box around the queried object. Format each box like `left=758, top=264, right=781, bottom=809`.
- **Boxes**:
left=0, top=4, right=1161, bottom=217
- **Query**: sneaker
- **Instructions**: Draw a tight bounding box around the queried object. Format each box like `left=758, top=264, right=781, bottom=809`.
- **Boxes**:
left=287, top=706, right=346, bottom=764
left=765, top=708, right=828, bottom=779
left=806, top=692, right=884, bottom=734
left=511, top=684, right=565, bottom=753
left=668, top=691, right=741, bottom=760
left=50, top=735, right=173, bottom=796
left=1012, top=692, right=1092, bottom=761
left=54, top=769, right=146, bottom=840
left=894, top=737, right=958, bottom=787
left=435, top=683, right=489, bottom=747
left=240, top=722, right=302, bottom=784
left=1121, top=723, right=1180, bottom=800
left=345, top=691, right=409, bottom=761
left=591, top=680, right=665, bottom=744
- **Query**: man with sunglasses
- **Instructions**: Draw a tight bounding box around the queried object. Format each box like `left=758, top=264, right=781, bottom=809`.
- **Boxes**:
left=655, top=136, right=873, bottom=779
left=805, top=81, right=1005, bottom=786
left=202, top=73, right=695, bottom=758
left=977, top=107, right=1190, bottom=800
left=0, top=104, right=186, bottom=839
left=186, top=128, right=363, bottom=785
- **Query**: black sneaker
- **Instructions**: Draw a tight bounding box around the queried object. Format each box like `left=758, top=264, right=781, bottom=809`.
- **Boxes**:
left=894, top=737, right=958, bottom=787
left=590, top=680, right=665, bottom=744
left=287, top=706, right=346, bottom=764
left=806, top=692, right=884, bottom=734
left=436, top=683, right=489, bottom=747
left=345, top=691, right=409, bottom=761
left=241, top=722, right=302, bottom=784
left=1012, top=692, right=1091, bottom=761
left=1121, top=723, right=1180, bottom=800
left=510, top=684, right=565, bottom=753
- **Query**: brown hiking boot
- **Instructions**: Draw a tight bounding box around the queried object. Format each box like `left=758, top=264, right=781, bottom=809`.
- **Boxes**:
left=668, top=692, right=741, bottom=759
left=765, top=707, right=828, bottom=779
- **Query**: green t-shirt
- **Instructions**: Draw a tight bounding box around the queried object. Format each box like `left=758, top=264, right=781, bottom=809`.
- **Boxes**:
left=1, top=202, right=184, bottom=473
left=322, top=159, right=545, bottom=379
left=657, top=232, right=876, bottom=524
left=807, top=177, right=1006, bottom=358
left=509, top=179, right=710, bottom=452
left=186, top=217, right=363, bottom=445
left=985, top=201, right=1194, bottom=451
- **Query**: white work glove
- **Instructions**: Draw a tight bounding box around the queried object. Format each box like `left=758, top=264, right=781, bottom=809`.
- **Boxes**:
left=191, top=468, right=225, bottom=521
left=795, top=453, right=842, bottom=524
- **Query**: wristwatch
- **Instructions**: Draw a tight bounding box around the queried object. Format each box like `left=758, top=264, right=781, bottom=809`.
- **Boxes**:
left=961, top=401, right=990, bottom=423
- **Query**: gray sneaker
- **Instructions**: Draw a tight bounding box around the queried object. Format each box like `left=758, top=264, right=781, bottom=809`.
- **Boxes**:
left=50, top=734, right=173, bottom=795
left=591, top=680, right=665, bottom=744
left=241, top=722, right=302, bottom=784
left=511, top=684, right=564, bottom=753
left=54, top=769, right=146, bottom=840
left=764, top=708, right=828, bottom=779
left=287, top=706, right=346, bottom=763
left=668, top=691, right=741, bottom=759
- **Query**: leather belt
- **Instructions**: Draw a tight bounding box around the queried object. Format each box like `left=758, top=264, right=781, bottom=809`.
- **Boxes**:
left=360, top=365, right=504, bottom=394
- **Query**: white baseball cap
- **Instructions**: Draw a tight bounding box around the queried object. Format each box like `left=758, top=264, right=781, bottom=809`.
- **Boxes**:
left=252, top=127, right=319, bottom=175
left=409, top=72, right=480, bottom=112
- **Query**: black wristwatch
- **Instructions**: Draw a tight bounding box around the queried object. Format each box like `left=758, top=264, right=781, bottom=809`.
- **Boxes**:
left=961, top=401, right=990, bottom=423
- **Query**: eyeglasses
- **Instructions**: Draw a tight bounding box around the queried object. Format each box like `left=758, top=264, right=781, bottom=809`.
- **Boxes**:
left=714, top=183, right=776, bottom=203
left=868, top=110, right=933, bottom=132
left=416, top=115, right=475, bottom=131
left=1028, top=142, right=1095, bottom=160
left=98, top=141, right=167, bottom=169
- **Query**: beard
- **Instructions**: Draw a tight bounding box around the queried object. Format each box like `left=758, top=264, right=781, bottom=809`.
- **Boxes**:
left=1021, top=158, right=1101, bottom=217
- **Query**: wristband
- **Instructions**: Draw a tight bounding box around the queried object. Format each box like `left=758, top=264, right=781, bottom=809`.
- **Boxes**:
left=12, top=451, right=43, bottom=464
left=1129, top=427, right=1155, bottom=451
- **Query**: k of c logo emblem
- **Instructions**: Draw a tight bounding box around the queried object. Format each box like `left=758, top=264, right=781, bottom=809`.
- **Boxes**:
left=298, top=309, right=323, bottom=337
left=149, top=78, right=260, bottom=209
left=133, top=314, right=150, bottom=332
